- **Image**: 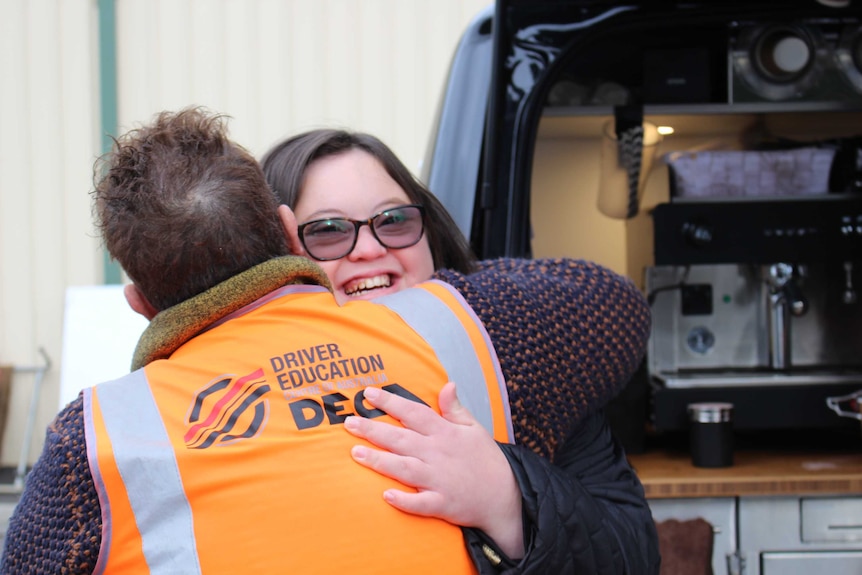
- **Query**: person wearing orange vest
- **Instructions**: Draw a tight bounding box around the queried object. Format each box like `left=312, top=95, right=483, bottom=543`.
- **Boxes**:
left=89, top=272, right=512, bottom=574
left=2, top=108, right=656, bottom=574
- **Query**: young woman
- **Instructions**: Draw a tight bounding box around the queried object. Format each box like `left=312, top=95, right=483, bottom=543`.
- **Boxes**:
left=261, top=130, right=660, bottom=574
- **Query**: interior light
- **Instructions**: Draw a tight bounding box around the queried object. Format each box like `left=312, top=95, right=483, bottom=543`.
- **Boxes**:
left=657, top=125, right=675, bottom=136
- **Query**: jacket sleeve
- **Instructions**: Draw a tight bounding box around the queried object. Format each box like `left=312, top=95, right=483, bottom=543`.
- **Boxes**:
left=435, top=258, right=659, bottom=574
left=0, top=396, right=101, bottom=575
left=433, top=257, right=652, bottom=458
left=464, top=412, right=660, bottom=575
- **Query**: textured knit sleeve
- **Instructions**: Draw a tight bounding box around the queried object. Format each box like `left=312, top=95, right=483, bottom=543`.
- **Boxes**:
left=433, top=257, right=650, bottom=460
left=1, top=395, right=102, bottom=575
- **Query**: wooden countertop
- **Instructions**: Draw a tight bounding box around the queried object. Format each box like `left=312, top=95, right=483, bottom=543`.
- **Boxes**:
left=627, top=449, right=862, bottom=499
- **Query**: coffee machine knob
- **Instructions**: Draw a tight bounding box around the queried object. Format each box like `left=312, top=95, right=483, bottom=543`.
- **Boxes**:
left=681, top=220, right=713, bottom=247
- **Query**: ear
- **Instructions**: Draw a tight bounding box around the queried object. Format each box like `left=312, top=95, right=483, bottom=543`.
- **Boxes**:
left=123, top=283, right=159, bottom=321
left=278, top=204, right=306, bottom=257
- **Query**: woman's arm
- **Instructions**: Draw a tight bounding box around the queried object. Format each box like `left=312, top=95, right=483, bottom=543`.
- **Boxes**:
left=434, top=257, right=651, bottom=459
left=435, top=257, right=658, bottom=573
left=463, top=412, right=661, bottom=574
left=1, top=397, right=101, bottom=575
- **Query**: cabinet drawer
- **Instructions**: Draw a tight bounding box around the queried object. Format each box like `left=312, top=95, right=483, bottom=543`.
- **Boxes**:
left=762, top=551, right=862, bottom=574
left=802, top=497, right=862, bottom=543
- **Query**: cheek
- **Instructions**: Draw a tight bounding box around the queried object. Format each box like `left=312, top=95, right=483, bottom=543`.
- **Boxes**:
left=314, top=260, right=341, bottom=287
left=401, top=241, right=435, bottom=283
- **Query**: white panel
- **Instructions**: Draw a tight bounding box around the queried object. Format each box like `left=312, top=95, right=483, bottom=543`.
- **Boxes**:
left=762, top=551, right=862, bottom=575
left=802, top=497, right=862, bottom=543
left=60, top=286, right=147, bottom=410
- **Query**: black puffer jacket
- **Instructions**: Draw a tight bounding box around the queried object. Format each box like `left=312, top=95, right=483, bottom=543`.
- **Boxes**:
left=465, top=415, right=659, bottom=573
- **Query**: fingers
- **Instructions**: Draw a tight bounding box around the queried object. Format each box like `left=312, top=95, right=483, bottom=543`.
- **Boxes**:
left=436, top=382, right=476, bottom=426
left=349, top=443, right=425, bottom=488
left=344, top=413, right=413, bottom=455
left=349, top=443, right=446, bottom=516
left=382, top=488, right=444, bottom=518
left=359, top=386, right=441, bottom=436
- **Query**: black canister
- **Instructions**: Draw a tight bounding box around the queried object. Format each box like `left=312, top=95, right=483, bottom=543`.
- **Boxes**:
left=687, top=402, right=734, bottom=468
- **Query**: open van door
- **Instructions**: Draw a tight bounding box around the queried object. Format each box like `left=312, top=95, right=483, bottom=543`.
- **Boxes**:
left=424, top=0, right=862, bottom=263
left=425, top=0, right=862, bottom=447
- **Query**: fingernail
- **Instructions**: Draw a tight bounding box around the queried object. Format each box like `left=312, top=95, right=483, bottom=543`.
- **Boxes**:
left=344, top=416, right=359, bottom=430
left=364, top=386, right=380, bottom=400
left=351, top=445, right=368, bottom=461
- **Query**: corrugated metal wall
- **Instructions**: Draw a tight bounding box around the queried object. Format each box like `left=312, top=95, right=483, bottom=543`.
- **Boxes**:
left=115, top=0, right=490, bottom=171
left=0, top=0, right=102, bottom=469
left=0, top=0, right=490, bottom=467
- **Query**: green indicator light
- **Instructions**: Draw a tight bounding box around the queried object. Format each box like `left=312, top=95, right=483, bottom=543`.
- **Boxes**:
left=723, top=294, right=732, bottom=304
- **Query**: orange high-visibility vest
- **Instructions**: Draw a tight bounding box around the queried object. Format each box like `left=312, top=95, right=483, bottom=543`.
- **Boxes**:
left=84, top=281, right=511, bottom=575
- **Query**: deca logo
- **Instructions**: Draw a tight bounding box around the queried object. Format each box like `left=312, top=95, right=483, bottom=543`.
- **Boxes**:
left=184, top=368, right=271, bottom=449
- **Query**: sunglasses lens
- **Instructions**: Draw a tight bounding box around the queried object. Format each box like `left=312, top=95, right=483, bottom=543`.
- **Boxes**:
left=373, top=206, right=424, bottom=248
left=301, top=219, right=356, bottom=260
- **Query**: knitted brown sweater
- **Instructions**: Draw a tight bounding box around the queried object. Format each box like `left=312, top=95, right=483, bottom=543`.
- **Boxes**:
left=1, top=256, right=651, bottom=573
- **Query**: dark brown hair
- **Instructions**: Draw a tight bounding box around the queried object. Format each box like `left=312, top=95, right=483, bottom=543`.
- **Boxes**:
left=93, top=107, right=289, bottom=311
left=260, top=129, right=476, bottom=274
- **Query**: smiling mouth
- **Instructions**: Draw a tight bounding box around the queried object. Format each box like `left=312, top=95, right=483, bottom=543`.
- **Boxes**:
left=344, top=274, right=392, bottom=297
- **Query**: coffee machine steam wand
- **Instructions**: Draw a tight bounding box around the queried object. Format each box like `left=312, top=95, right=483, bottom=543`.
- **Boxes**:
left=765, top=263, right=809, bottom=371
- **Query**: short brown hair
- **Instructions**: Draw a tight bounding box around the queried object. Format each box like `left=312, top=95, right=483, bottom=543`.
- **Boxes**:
left=261, top=129, right=476, bottom=274
left=93, top=107, right=288, bottom=311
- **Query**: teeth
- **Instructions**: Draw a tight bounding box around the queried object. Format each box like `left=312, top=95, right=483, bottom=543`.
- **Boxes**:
left=345, top=275, right=391, bottom=296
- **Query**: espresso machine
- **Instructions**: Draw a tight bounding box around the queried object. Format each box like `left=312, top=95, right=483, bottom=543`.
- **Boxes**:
left=646, top=195, right=862, bottom=433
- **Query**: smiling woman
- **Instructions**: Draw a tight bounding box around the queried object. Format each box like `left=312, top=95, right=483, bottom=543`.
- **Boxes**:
left=291, top=150, right=437, bottom=303
left=261, top=129, right=477, bottom=304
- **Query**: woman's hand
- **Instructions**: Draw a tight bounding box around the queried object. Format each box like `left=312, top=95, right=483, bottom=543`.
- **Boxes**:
left=344, top=383, right=524, bottom=559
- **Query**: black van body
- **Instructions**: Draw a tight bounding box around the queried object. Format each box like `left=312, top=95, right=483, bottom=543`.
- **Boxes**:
left=423, top=0, right=862, bottom=258
left=423, top=1, right=862, bottom=450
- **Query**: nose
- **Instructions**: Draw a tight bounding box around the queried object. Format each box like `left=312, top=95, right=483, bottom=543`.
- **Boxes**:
left=347, top=224, right=387, bottom=261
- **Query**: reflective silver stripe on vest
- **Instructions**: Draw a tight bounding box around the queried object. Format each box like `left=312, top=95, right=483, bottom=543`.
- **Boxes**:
left=93, top=370, right=202, bottom=574
left=376, top=282, right=512, bottom=440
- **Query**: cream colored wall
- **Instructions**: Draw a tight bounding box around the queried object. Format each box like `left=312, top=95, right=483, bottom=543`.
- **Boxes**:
left=530, top=135, right=629, bottom=276
left=114, top=0, right=490, bottom=171
left=0, top=0, right=102, bottom=469
left=0, top=0, right=490, bottom=467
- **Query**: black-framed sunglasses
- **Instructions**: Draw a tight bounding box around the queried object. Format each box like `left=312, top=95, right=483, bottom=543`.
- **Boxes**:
left=297, top=204, right=426, bottom=261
